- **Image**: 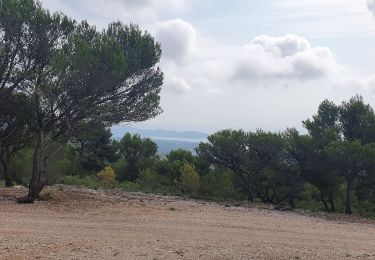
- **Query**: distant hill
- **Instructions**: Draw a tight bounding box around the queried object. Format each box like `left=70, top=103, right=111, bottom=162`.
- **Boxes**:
left=111, top=126, right=208, bottom=154
left=152, top=139, right=200, bottom=154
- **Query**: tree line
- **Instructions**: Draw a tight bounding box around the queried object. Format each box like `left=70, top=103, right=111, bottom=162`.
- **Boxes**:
left=198, top=95, right=375, bottom=215
left=3, top=94, right=375, bottom=216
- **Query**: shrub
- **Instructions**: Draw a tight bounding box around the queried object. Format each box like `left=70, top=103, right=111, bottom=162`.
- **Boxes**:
left=97, top=166, right=116, bottom=187
left=121, top=181, right=140, bottom=192
left=135, top=169, right=174, bottom=194
left=179, top=163, right=200, bottom=193
left=61, top=175, right=101, bottom=189
left=294, top=183, right=322, bottom=212
left=112, top=159, right=127, bottom=180
left=200, top=169, right=243, bottom=200
left=353, top=200, right=375, bottom=217
left=136, top=168, right=159, bottom=192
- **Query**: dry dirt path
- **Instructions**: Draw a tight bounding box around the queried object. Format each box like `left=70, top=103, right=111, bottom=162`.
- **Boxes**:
left=0, top=186, right=374, bottom=260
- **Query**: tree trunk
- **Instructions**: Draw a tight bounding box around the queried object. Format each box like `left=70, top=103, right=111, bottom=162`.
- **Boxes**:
left=320, top=191, right=329, bottom=211
left=328, top=191, right=335, bottom=212
left=0, top=153, right=13, bottom=187
left=246, top=181, right=253, bottom=201
left=1, top=159, right=12, bottom=187
left=247, top=192, right=253, bottom=202
left=288, top=197, right=295, bottom=209
left=27, top=131, right=48, bottom=202
left=5, top=169, right=12, bottom=187
left=345, top=178, right=353, bottom=214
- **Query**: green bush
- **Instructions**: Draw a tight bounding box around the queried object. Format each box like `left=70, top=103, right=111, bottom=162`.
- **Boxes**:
left=8, top=147, right=33, bottom=185
left=353, top=200, right=375, bottom=217
left=48, top=158, right=72, bottom=185
left=121, top=181, right=141, bottom=192
left=97, top=166, right=116, bottom=187
left=200, top=169, right=243, bottom=201
left=60, top=175, right=101, bottom=190
left=136, top=168, right=159, bottom=192
left=333, top=183, right=348, bottom=213
left=294, top=183, right=322, bottom=212
left=179, top=163, right=200, bottom=193
left=112, top=159, right=127, bottom=180
left=135, top=169, right=174, bottom=194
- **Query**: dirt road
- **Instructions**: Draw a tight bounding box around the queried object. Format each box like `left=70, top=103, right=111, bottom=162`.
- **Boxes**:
left=0, top=187, right=374, bottom=260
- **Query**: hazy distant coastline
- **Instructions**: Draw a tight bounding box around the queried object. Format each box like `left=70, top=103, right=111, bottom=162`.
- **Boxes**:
left=111, top=126, right=208, bottom=153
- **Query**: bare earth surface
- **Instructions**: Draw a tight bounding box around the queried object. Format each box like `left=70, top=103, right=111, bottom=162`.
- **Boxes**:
left=0, top=187, right=375, bottom=260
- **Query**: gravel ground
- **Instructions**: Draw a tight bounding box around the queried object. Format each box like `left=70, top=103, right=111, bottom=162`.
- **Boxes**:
left=0, top=186, right=375, bottom=260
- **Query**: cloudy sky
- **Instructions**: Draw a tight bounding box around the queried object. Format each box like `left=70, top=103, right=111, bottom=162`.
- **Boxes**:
left=40, top=0, right=375, bottom=133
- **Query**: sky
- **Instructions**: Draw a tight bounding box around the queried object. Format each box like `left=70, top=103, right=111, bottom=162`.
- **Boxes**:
left=40, top=0, right=375, bottom=134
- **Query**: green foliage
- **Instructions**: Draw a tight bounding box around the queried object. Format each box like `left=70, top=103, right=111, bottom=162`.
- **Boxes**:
left=112, top=159, right=127, bottom=178
left=47, top=157, right=73, bottom=185
left=155, top=149, right=198, bottom=185
left=166, top=149, right=196, bottom=164
left=339, top=95, right=375, bottom=143
left=200, top=169, right=243, bottom=200
left=295, top=183, right=324, bottom=212
left=136, top=169, right=160, bottom=192
left=325, top=140, right=375, bottom=214
left=97, top=166, right=116, bottom=187
left=73, top=125, right=118, bottom=172
left=353, top=200, right=375, bottom=217
left=0, top=0, right=164, bottom=200
left=117, top=133, right=158, bottom=181
left=179, top=163, right=200, bottom=193
left=303, top=99, right=340, bottom=141
left=197, top=129, right=292, bottom=203
left=7, top=148, right=34, bottom=185
left=0, top=93, right=33, bottom=186
left=61, top=175, right=101, bottom=190
left=136, top=168, right=174, bottom=194
left=121, top=181, right=141, bottom=192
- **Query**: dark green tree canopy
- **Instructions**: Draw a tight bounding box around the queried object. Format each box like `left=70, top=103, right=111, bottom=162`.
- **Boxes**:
left=197, top=129, right=296, bottom=204
left=303, top=99, right=340, bottom=144
left=166, top=149, right=195, bottom=164
left=117, top=133, right=158, bottom=181
left=339, top=95, right=375, bottom=143
left=72, top=124, right=118, bottom=172
left=0, top=0, right=164, bottom=200
left=325, top=140, right=375, bottom=214
left=0, top=0, right=74, bottom=101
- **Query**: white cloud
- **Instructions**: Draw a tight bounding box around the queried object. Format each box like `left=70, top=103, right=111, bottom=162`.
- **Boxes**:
left=156, top=19, right=196, bottom=64
left=251, top=34, right=311, bottom=57
left=232, top=35, right=339, bottom=83
left=192, top=78, right=220, bottom=94
left=155, top=20, right=341, bottom=98
left=165, top=76, right=191, bottom=94
left=156, top=22, right=339, bottom=93
left=37, top=2, right=375, bottom=132
left=40, top=0, right=190, bottom=28
left=333, top=74, right=375, bottom=92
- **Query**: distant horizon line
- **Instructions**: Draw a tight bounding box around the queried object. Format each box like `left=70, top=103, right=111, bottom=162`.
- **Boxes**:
left=111, top=125, right=209, bottom=135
